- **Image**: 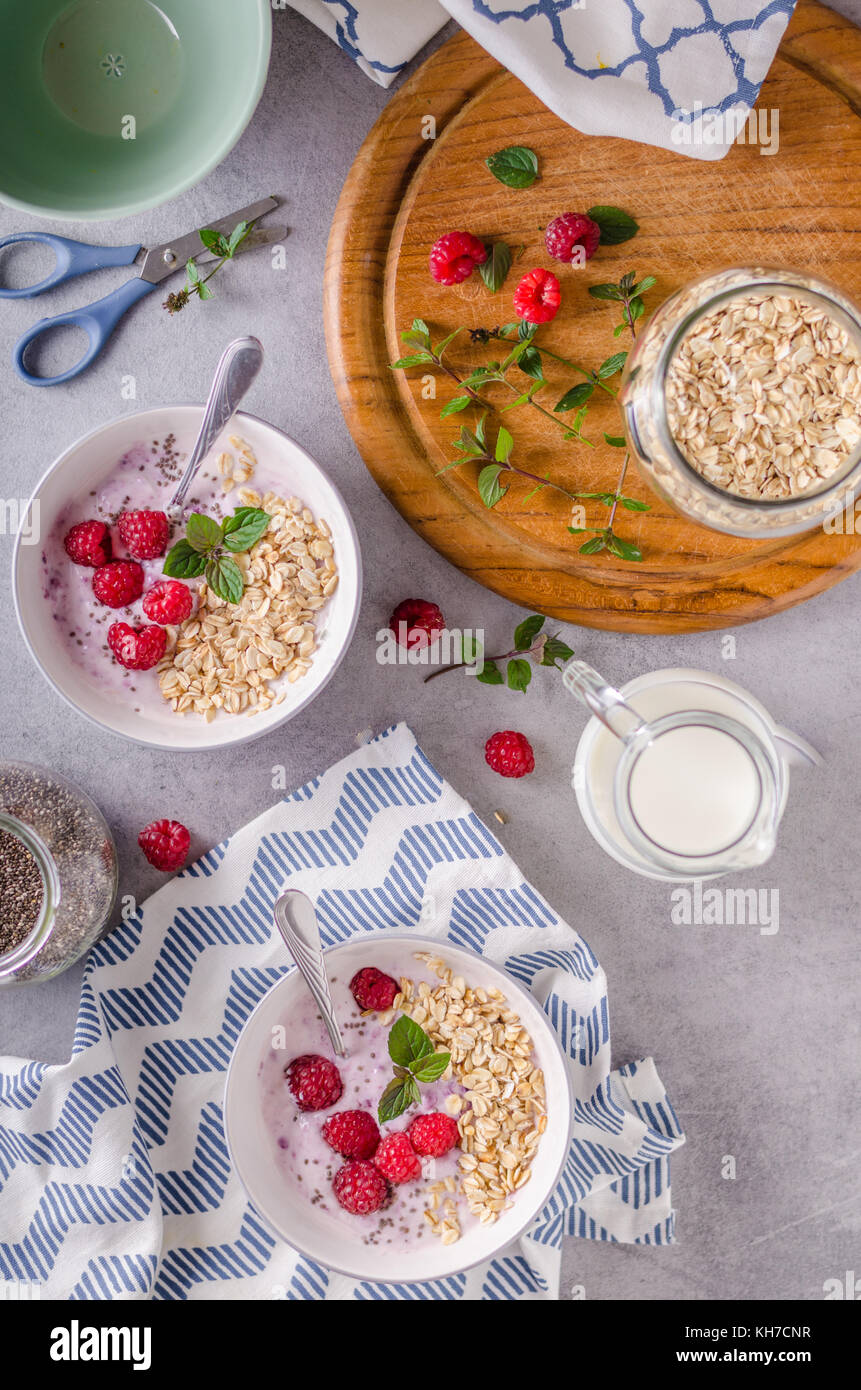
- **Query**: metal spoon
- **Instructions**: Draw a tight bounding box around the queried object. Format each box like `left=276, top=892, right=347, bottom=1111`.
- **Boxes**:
left=273, top=890, right=346, bottom=1057
left=167, top=335, right=264, bottom=522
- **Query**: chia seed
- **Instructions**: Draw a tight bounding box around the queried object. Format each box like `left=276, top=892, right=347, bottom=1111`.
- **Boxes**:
left=0, top=764, right=117, bottom=985
left=0, top=828, right=44, bottom=953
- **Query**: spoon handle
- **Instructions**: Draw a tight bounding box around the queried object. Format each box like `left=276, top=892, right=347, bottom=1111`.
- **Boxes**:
left=168, top=336, right=264, bottom=518
left=273, top=891, right=346, bottom=1058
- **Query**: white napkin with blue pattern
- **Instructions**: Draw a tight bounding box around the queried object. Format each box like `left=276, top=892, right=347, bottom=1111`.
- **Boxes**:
left=289, top=0, right=797, bottom=158
left=0, top=724, right=683, bottom=1301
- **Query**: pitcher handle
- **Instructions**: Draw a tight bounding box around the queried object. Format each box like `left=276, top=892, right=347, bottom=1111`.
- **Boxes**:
left=562, top=659, right=646, bottom=743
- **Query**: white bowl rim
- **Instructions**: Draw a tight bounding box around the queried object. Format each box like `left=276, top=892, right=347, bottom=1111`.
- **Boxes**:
left=11, top=404, right=362, bottom=752
left=223, top=933, right=575, bottom=1285
left=0, top=1, right=273, bottom=223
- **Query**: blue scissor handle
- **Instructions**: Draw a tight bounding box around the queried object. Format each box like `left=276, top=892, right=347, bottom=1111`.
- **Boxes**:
left=13, top=277, right=158, bottom=386
left=0, top=233, right=142, bottom=299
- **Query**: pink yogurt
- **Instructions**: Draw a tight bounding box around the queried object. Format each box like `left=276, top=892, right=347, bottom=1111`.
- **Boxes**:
left=41, top=433, right=292, bottom=717
left=259, top=968, right=473, bottom=1252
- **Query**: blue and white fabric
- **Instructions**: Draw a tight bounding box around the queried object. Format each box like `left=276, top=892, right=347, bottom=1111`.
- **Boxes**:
left=0, top=724, right=684, bottom=1301
left=289, top=0, right=797, bottom=159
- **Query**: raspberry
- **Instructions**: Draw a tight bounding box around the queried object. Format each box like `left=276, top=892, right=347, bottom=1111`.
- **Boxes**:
left=92, top=560, right=145, bottom=609
left=484, top=730, right=535, bottom=778
left=138, top=818, right=191, bottom=872
left=429, top=231, right=488, bottom=286
left=349, top=966, right=399, bottom=1012
left=322, top=1110, right=381, bottom=1161
left=513, top=268, right=561, bottom=325
left=117, top=509, right=170, bottom=560
left=332, top=1160, right=390, bottom=1215
left=544, top=212, right=601, bottom=265
left=407, top=1111, right=460, bottom=1158
left=63, top=520, right=112, bottom=568
left=107, top=622, right=167, bottom=671
left=373, top=1132, right=422, bottom=1184
left=142, top=580, right=194, bottom=626
left=285, top=1054, right=343, bottom=1112
left=388, top=598, right=445, bottom=651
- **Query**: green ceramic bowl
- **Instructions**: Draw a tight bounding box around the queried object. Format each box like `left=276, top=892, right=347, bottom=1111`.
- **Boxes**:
left=0, top=0, right=272, bottom=221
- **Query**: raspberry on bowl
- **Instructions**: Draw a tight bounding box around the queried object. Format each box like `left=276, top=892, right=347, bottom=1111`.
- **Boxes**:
left=117, top=509, right=170, bottom=560
left=429, top=231, right=488, bottom=286
left=322, top=1110, right=381, bottom=1161
left=285, top=1054, right=343, bottom=1112
left=408, top=1111, right=460, bottom=1158
left=545, top=212, right=601, bottom=265
left=513, top=268, right=561, bottom=325
left=350, top=966, right=399, bottom=1012
left=107, top=622, right=167, bottom=671
left=373, top=1132, right=422, bottom=1184
left=63, top=520, right=112, bottom=568
left=138, top=818, right=191, bottom=872
left=485, top=730, right=535, bottom=778
left=142, top=579, right=194, bottom=626
left=332, top=1160, right=391, bottom=1215
left=92, top=560, right=145, bottom=609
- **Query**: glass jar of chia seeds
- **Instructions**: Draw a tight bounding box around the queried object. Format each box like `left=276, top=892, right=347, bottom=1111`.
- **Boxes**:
left=619, top=266, right=861, bottom=538
left=0, top=763, right=117, bottom=986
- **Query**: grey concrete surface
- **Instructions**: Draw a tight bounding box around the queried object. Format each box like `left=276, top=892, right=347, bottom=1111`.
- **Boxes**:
left=1, top=4, right=859, bottom=1302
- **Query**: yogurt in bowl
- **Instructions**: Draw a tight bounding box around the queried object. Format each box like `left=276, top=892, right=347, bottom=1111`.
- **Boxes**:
left=225, top=935, right=573, bottom=1285
left=13, top=406, right=361, bottom=750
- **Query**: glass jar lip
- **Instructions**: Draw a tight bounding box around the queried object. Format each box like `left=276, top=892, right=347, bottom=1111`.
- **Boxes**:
left=612, top=708, right=782, bottom=875
left=648, top=267, right=861, bottom=515
left=0, top=812, right=61, bottom=980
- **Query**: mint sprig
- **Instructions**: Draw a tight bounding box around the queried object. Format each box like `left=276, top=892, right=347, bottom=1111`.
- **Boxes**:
left=424, top=612, right=573, bottom=694
left=378, top=1015, right=451, bottom=1123
left=163, top=506, right=270, bottom=603
left=163, top=219, right=256, bottom=314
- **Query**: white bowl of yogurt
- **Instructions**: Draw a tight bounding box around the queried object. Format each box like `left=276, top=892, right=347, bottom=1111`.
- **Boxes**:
left=13, top=406, right=361, bottom=750
left=225, top=935, right=574, bottom=1286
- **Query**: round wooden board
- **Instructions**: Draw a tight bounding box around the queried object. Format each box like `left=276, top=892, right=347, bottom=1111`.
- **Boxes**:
left=324, top=0, right=861, bottom=633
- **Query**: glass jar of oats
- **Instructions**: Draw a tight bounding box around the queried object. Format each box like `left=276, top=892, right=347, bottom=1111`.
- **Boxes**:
left=619, top=266, right=861, bottom=537
left=0, top=763, right=117, bottom=987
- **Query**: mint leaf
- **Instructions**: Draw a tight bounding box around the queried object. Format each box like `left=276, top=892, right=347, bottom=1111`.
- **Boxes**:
left=197, top=281, right=214, bottom=302
left=588, top=283, right=623, bottom=302
left=222, top=508, right=271, bottom=552
left=440, top=395, right=471, bottom=418
left=598, top=351, right=628, bottom=378
left=554, top=382, right=594, bottom=413
left=620, top=497, right=650, bottom=511
left=412, top=317, right=430, bottom=338
left=605, top=533, right=643, bottom=562
left=186, top=512, right=224, bottom=553
left=388, top=1014, right=434, bottom=1068
left=518, top=346, right=544, bottom=381
left=476, top=659, right=504, bottom=685
left=507, top=657, right=532, bottom=692
left=205, top=554, right=244, bottom=604
left=479, top=240, right=512, bottom=293
left=410, top=1052, right=451, bottom=1084
left=513, top=614, right=545, bottom=650
left=227, top=220, right=249, bottom=255
left=587, top=205, right=639, bottom=245
left=378, top=1074, right=421, bottom=1124
left=390, top=352, right=434, bottom=369
left=579, top=535, right=606, bottom=555
left=163, top=539, right=206, bottom=579
left=603, top=433, right=627, bottom=448
left=494, top=426, right=514, bottom=463
left=486, top=145, right=539, bottom=189
left=186, top=258, right=201, bottom=285
left=542, top=636, right=574, bottom=666
left=478, top=463, right=507, bottom=508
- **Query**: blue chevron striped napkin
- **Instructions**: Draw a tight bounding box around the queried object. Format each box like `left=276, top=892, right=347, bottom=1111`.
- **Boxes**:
left=0, top=724, right=683, bottom=1301
left=289, top=0, right=797, bottom=159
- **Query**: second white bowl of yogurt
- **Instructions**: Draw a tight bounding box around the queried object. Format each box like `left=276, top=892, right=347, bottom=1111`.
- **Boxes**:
left=13, top=406, right=361, bottom=751
left=225, top=935, right=574, bottom=1286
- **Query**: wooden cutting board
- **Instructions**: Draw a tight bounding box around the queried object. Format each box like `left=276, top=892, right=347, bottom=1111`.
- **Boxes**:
left=324, top=0, right=861, bottom=633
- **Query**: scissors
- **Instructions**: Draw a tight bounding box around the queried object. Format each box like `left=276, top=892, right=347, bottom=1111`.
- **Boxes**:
left=0, top=196, right=285, bottom=387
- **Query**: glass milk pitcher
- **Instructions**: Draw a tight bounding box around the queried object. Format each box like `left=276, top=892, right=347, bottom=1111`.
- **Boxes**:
left=564, top=662, right=820, bottom=881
